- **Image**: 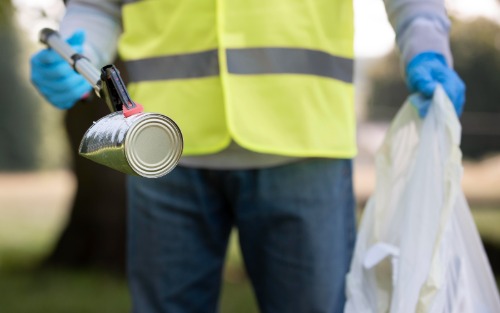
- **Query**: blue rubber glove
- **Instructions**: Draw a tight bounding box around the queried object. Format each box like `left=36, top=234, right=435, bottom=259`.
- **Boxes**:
left=30, top=30, right=92, bottom=109
left=406, top=52, right=465, bottom=118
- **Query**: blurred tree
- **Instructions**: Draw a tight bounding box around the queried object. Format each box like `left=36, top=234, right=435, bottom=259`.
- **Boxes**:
left=44, top=94, right=127, bottom=273
left=0, top=0, right=127, bottom=272
left=366, top=18, right=500, bottom=158
left=0, top=1, right=40, bottom=171
left=450, top=18, right=500, bottom=157
left=363, top=49, right=407, bottom=122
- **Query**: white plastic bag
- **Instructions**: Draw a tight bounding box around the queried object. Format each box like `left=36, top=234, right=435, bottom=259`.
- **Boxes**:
left=345, top=86, right=500, bottom=313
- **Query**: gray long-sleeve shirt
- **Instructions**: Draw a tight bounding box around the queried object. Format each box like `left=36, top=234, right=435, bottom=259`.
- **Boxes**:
left=61, top=0, right=453, bottom=68
left=60, top=0, right=453, bottom=169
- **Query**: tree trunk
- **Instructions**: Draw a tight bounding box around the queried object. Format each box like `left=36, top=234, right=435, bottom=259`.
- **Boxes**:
left=0, top=5, right=39, bottom=171
left=43, top=63, right=128, bottom=273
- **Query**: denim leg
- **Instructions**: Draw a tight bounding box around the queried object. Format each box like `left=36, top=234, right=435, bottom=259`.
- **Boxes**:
left=233, top=159, right=356, bottom=313
left=127, top=167, right=233, bottom=313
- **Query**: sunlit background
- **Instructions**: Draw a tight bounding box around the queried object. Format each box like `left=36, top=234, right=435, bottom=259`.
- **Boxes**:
left=0, top=1, right=499, bottom=312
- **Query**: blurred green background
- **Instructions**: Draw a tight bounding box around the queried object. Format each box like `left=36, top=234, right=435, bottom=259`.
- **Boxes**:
left=0, top=1, right=499, bottom=312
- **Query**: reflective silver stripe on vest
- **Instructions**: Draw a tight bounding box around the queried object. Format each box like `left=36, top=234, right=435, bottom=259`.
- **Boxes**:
left=125, top=48, right=353, bottom=83
left=126, top=50, right=220, bottom=82
left=227, top=48, right=354, bottom=83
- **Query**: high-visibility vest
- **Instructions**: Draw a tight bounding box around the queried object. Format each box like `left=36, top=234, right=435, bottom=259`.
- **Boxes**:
left=118, top=0, right=356, bottom=158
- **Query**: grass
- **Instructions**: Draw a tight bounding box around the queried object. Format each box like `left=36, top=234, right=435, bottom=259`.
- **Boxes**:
left=0, top=267, right=259, bottom=313
left=0, top=207, right=498, bottom=313
left=471, top=207, right=500, bottom=245
left=0, top=230, right=259, bottom=313
left=0, top=269, right=130, bottom=313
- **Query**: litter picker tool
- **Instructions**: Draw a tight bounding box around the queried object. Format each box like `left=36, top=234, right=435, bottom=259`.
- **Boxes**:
left=39, top=28, right=183, bottom=178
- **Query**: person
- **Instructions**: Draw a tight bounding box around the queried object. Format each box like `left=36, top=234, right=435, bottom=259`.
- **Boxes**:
left=30, top=0, right=465, bottom=312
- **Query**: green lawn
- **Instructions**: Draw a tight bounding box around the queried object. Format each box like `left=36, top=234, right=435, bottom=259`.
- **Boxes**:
left=0, top=269, right=130, bottom=313
left=471, top=207, right=500, bottom=245
left=0, top=208, right=498, bottom=313
left=0, top=230, right=259, bottom=313
left=0, top=267, right=259, bottom=313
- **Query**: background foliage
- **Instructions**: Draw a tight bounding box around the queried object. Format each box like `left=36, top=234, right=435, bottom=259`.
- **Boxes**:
left=366, top=18, right=500, bottom=158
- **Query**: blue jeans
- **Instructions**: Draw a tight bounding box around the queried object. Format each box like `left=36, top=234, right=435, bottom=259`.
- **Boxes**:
left=127, top=158, right=356, bottom=313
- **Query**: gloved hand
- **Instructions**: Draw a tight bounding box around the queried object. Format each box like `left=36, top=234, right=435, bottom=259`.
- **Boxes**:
left=30, top=30, right=92, bottom=109
left=406, top=52, right=465, bottom=118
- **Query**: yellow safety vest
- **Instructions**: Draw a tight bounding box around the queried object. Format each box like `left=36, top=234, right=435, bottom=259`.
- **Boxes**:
left=118, top=0, right=356, bottom=157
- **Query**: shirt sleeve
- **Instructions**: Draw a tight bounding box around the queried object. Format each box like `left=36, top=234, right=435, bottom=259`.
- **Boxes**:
left=60, top=0, right=123, bottom=68
left=383, top=0, right=453, bottom=67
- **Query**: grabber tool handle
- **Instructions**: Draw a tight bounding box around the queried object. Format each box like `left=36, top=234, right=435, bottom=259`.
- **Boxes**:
left=39, top=28, right=143, bottom=116
left=100, top=64, right=144, bottom=116
left=39, top=28, right=101, bottom=92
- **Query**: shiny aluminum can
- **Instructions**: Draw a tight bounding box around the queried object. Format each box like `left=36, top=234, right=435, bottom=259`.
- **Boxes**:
left=79, top=111, right=183, bottom=178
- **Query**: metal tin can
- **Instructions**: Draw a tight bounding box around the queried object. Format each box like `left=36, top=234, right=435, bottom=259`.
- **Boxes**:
left=79, top=111, right=183, bottom=178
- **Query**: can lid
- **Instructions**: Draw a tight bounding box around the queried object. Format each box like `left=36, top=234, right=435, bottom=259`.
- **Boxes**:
left=125, top=113, right=183, bottom=178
